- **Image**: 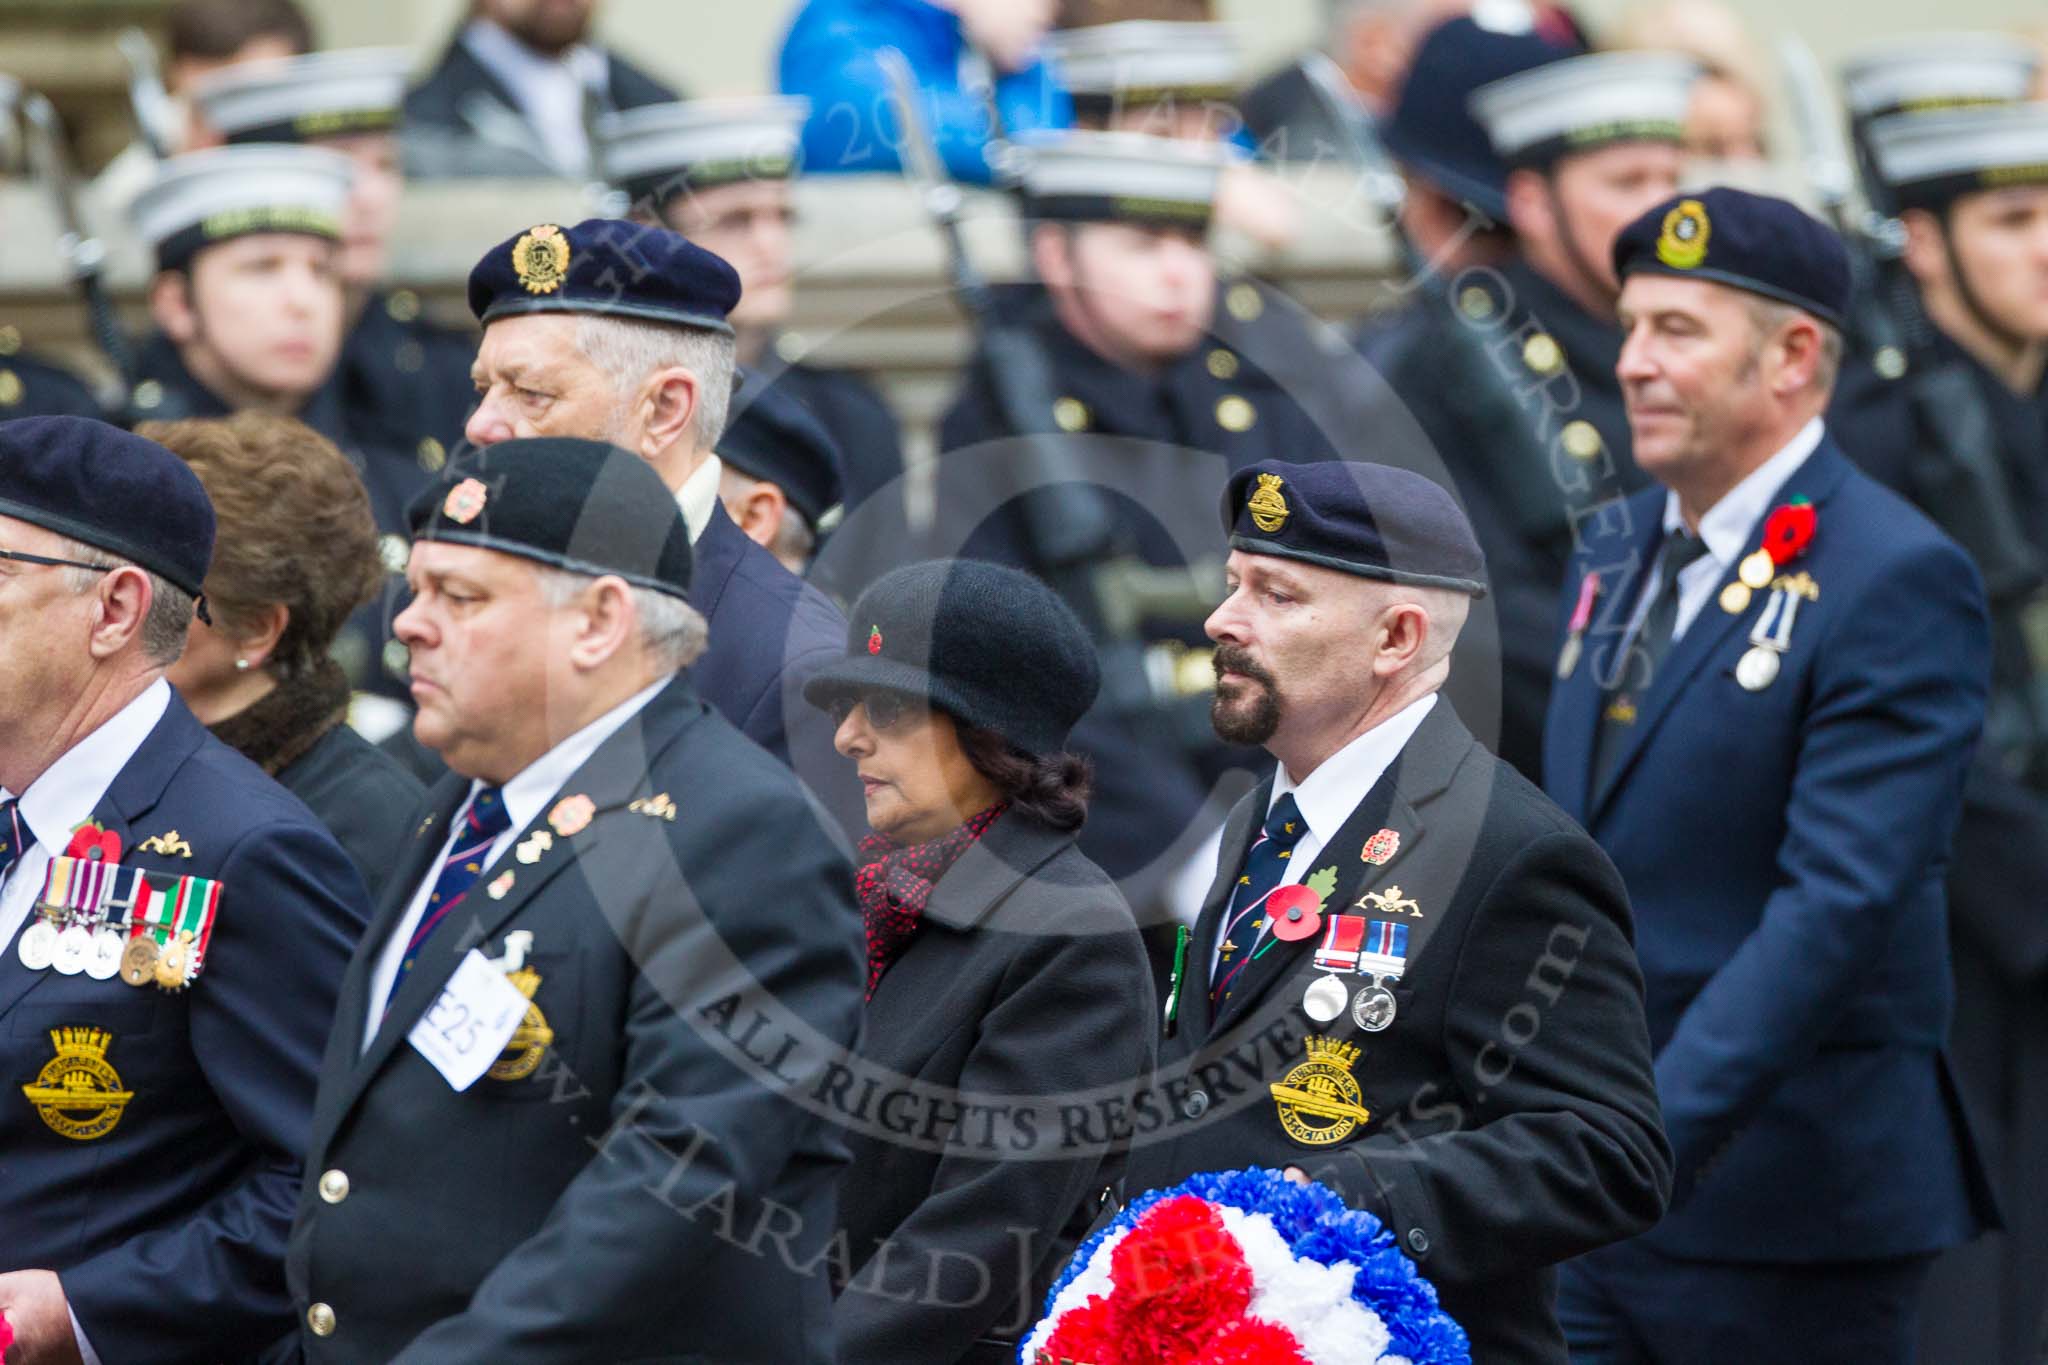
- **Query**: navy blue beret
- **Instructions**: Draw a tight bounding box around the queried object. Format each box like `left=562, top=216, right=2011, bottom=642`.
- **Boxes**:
left=407, top=438, right=692, bottom=599
left=803, top=559, right=1099, bottom=755
left=720, top=372, right=845, bottom=527
left=467, top=217, right=741, bottom=335
left=1612, top=187, right=1851, bottom=328
left=0, top=416, right=215, bottom=598
left=1221, top=459, right=1487, bottom=597
left=1381, top=13, right=1583, bottom=221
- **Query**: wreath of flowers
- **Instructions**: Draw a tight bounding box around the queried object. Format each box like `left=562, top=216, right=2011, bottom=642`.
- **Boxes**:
left=1021, top=1168, right=1469, bottom=1365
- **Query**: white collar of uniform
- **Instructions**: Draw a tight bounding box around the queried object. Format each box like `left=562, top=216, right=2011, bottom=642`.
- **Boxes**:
left=1662, top=415, right=1825, bottom=566
left=7, top=678, right=171, bottom=856
left=1269, top=691, right=1436, bottom=846
left=677, top=453, right=724, bottom=544
left=468, top=674, right=669, bottom=838
left=461, top=18, right=607, bottom=94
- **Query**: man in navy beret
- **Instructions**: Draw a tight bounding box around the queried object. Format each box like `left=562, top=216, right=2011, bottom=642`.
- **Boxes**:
left=1543, top=186, right=1997, bottom=1361
left=1123, top=457, right=1670, bottom=1365
left=0, top=417, right=369, bottom=1363
left=285, top=437, right=864, bottom=1361
left=462, top=217, right=859, bottom=831
left=715, top=369, right=845, bottom=574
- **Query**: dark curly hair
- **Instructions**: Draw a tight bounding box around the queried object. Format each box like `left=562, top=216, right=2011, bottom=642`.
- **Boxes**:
left=955, top=722, right=1094, bottom=832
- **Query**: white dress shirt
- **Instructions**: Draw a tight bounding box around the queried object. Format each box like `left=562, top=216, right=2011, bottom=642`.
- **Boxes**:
left=0, top=679, right=169, bottom=952
left=0, top=677, right=169, bottom=1365
left=361, top=677, right=668, bottom=1050
left=676, top=454, right=724, bottom=544
left=1625, top=416, right=1825, bottom=651
left=459, top=19, right=608, bottom=178
left=1266, top=691, right=1437, bottom=886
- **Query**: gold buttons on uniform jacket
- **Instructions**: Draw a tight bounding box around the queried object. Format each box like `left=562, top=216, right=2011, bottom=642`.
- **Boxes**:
left=385, top=289, right=421, bottom=322
left=417, top=437, right=447, bottom=472
left=1215, top=395, right=1256, bottom=432
left=1458, top=286, right=1495, bottom=320
left=307, top=1303, right=336, bottom=1336
left=0, top=370, right=21, bottom=407
left=1225, top=283, right=1264, bottom=322
left=1561, top=420, right=1603, bottom=461
left=1207, top=348, right=1239, bottom=380
left=1052, top=397, right=1090, bottom=432
left=131, top=380, right=164, bottom=412
left=0, top=324, right=19, bottom=355
left=318, top=1169, right=350, bottom=1203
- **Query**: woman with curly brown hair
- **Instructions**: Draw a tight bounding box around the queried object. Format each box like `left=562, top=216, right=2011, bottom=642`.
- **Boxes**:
left=145, top=412, right=423, bottom=902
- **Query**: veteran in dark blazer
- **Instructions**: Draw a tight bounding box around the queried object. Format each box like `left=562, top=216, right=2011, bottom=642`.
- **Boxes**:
left=286, top=438, right=866, bottom=1363
left=802, top=560, right=1153, bottom=1365
left=460, top=218, right=859, bottom=834
left=1543, top=189, right=1997, bottom=1362
left=0, top=417, right=368, bottom=1364
left=1121, top=459, right=1671, bottom=1365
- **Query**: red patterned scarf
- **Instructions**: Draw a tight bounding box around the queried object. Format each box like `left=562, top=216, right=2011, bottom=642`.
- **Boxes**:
left=855, top=803, right=1007, bottom=1000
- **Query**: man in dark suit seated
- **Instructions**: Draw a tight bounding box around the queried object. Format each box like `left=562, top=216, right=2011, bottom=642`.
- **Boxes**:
left=401, top=0, right=677, bottom=180
left=1544, top=187, right=1999, bottom=1362
left=0, top=417, right=369, bottom=1363
left=285, top=437, right=866, bottom=1361
left=1125, top=458, right=1671, bottom=1365
left=460, top=217, right=859, bottom=832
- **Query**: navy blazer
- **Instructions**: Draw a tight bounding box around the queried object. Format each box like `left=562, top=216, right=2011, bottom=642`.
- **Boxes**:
left=687, top=499, right=862, bottom=834
left=287, top=676, right=865, bottom=1362
left=1542, top=435, right=2000, bottom=1261
left=0, top=692, right=368, bottom=1361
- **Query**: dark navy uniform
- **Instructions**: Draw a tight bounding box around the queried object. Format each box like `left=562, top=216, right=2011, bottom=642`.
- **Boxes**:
left=1127, top=461, right=1669, bottom=1365
left=0, top=350, right=104, bottom=421
left=1544, top=189, right=1998, bottom=1362
left=339, top=289, right=479, bottom=459
left=288, top=441, right=864, bottom=1362
left=0, top=418, right=370, bottom=1362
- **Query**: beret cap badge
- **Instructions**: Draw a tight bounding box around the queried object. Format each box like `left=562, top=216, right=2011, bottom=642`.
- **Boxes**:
left=511, top=223, right=571, bottom=295
left=443, top=477, right=489, bottom=525
left=1247, top=473, right=1291, bottom=533
left=1655, top=199, right=1710, bottom=270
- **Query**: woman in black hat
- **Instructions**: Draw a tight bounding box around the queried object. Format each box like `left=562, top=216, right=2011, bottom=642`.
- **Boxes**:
left=804, top=559, right=1155, bottom=1365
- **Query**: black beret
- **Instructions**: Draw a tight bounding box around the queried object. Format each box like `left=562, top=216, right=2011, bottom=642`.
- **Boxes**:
left=1612, top=187, right=1851, bottom=328
left=467, top=218, right=741, bottom=335
left=720, top=373, right=845, bottom=527
left=1221, top=459, right=1487, bottom=597
left=407, top=438, right=692, bottom=599
left=0, top=416, right=215, bottom=598
left=803, top=559, right=1100, bottom=756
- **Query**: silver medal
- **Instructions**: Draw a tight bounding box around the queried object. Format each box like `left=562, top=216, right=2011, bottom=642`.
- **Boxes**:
left=85, top=928, right=125, bottom=981
left=1735, top=645, right=1781, bottom=692
left=17, top=919, right=58, bottom=971
left=1555, top=633, right=1583, bottom=681
left=53, top=924, right=92, bottom=975
left=1302, top=974, right=1349, bottom=1023
left=1352, top=981, right=1398, bottom=1032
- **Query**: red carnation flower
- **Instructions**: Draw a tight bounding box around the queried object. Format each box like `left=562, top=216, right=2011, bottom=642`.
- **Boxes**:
left=1204, top=1317, right=1313, bottom=1364
left=1110, top=1196, right=1254, bottom=1364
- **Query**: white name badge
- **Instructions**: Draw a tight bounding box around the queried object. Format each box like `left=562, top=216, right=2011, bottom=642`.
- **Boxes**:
left=409, top=949, right=532, bottom=1092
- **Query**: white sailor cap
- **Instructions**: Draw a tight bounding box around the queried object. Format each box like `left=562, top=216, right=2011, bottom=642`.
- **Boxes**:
left=190, top=48, right=408, bottom=145
left=132, top=145, right=354, bottom=269
left=1840, top=33, right=2040, bottom=121
left=1866, top=102, right=2048, bottom=210
left=1046, top=22, right=1243, bottom=115
left=594, top=96, right=808, bottom=204
left=1471, top=50, right=1697, bottom=167
left=1016, top=129, right=1236, bottom=228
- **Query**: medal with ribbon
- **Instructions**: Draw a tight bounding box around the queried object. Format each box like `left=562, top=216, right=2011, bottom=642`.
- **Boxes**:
left=1728, top=498, right=1819, bottom=691
left=118, top=870, right=224, bottom=992
left=1302, top=912, right=1411, bottom=1030
left=1557, top=572, right=1601, bottom=680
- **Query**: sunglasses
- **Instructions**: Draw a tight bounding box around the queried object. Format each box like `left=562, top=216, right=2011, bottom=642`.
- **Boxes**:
left=826, top=690, right=925, bottom=733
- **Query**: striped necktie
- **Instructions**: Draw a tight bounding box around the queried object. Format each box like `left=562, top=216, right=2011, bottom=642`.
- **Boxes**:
left=385, top=786, right=511, bottom=1010
left=1209, top=792, right=1307, bottom=1005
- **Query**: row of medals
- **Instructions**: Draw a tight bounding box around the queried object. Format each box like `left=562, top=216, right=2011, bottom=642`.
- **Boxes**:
left=1722, top=548, right=1802, bottom=693
left=1303, top=969, right=1397, bottom=1032
left=19, top=907, right=193, bottom=989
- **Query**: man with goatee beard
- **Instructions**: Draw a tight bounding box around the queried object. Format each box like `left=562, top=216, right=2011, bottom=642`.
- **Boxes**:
left=1119, top=458, right=1669, bottom=1365
left=402, top=0, right=679, bottom=180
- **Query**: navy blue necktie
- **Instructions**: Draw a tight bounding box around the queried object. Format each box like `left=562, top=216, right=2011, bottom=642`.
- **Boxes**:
left=0, top=800, right=26, bottom=886
left=385, top=787, right=511, bottom=1010
left=1210, top=792, right=1306, bottom=1004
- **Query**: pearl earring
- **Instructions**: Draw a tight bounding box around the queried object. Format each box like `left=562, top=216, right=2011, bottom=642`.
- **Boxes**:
left=234, top=658, right=250, bottom=672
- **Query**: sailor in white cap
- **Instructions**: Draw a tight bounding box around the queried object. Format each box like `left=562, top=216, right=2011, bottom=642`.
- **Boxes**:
left=1841, top=32, right=2041, bottom=125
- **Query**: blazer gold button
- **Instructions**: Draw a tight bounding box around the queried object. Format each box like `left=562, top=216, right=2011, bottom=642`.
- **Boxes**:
left=307, top=1302, right=336, bottom=1336
left=318, top=1169, right=350, bottom=1204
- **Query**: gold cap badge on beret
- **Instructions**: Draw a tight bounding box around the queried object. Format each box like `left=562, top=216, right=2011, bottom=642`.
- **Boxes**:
left=1656, top=199, right=1710, bottom=270
left=1247, top=472, right=1290, bottom=533
left=512, top=223, right=571, bottom=295
left=443, top=477, right=489, bottom=524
